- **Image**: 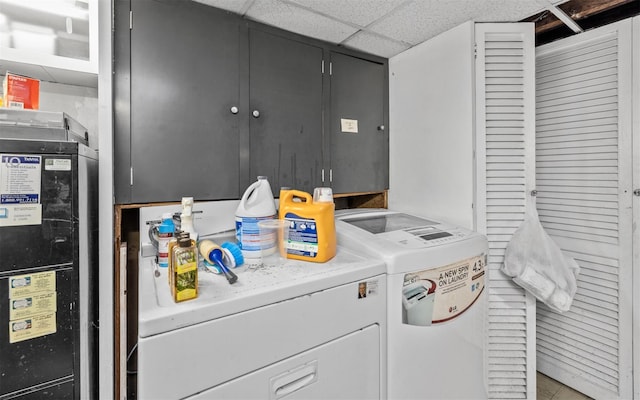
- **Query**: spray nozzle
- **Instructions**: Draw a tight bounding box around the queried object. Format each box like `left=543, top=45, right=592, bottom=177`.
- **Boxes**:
left=181, top=197, right=194, bottom=217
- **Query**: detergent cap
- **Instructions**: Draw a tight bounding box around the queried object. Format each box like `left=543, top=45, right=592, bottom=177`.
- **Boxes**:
left=313, top=187, right=334, bottom=203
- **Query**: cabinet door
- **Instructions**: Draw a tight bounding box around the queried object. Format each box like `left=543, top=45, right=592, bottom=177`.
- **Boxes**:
left=249, top=29, right=324, bottom=195
left=125, top=0, right=241, bottom=203
left=329, top=53, right=387, bottom=194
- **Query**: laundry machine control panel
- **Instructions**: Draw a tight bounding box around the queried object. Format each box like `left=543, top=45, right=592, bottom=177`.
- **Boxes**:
left=337, top=210, right=474, bottom=249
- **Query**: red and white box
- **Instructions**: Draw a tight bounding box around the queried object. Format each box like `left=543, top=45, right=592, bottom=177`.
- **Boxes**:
left=3, top=73, right=40, bottom=110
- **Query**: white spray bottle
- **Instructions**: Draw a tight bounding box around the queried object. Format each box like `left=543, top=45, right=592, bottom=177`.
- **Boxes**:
left=180, top=197, right=198, bottom=242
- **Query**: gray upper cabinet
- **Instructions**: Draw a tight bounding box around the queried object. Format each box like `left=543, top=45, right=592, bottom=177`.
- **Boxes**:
left=249, top=29, right=324, bottom=195
left=329, top=52, right=388, bottom=194
left=114, top=1, right=388, bottom=204
left=115, top=0, right=242, bottom=204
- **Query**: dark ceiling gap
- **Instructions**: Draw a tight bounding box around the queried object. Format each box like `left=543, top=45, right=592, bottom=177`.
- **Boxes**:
left=522, top=0, right=640, bottom=46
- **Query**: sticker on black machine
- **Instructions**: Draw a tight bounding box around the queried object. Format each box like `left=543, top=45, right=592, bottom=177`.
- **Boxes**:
left=401, top=254, right=486, bottom=326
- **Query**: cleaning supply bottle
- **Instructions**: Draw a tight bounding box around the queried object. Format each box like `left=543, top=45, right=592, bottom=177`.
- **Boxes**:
left=180, top=197, right=198, bottom=242
left=156, top=213, right=175, bottom=268
left=168, top=230, right=189, bottom=286
left=235, top=176, right=277, bottom=262
left=278, top=187, right=336, bottom=263
left=171, top=235, right=198, bottom=302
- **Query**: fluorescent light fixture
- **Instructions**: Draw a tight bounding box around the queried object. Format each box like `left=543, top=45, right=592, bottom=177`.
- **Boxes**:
left=0, top=0, right=90, bottom=20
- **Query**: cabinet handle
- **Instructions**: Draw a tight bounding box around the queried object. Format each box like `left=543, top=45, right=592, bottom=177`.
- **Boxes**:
left=230, top=106, right=239, bottom=114
left=634, top=189, right=640, bottom=196
left=377, top=125, right=385, bottom=131
left=252, top=110, right=260, bottom=118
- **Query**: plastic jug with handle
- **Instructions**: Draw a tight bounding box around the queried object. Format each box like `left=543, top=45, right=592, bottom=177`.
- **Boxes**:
left=235, top=176, right=277, bottom=262
left=278, top=187, right=336, bottom=263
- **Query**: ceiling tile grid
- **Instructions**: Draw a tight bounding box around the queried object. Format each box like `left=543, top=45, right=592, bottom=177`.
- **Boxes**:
left=193, top=0, right=573, bottom=58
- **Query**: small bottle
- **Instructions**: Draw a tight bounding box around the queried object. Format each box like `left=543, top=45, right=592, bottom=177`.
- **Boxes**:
left=168, top=230, right=188, bottom=286
left=157, top=213, right=175, bottom=268
left=171, top=236, right=198, bottom=302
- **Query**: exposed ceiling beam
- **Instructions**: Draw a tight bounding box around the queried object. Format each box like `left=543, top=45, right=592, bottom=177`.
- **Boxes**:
left=544, top=1, right=584, bottom=32
left=527, top=0, right=636, bottom=34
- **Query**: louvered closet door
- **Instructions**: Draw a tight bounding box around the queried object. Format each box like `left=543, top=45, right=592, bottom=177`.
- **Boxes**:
left=475, top=24, right=537, bottom=400
left=535, top=20, right=634, bottom=399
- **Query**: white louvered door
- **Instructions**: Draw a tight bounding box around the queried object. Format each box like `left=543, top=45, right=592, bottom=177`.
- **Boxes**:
left=475, top=24, right=537, bottom=400
left=535, top=19, right=634, bottom=400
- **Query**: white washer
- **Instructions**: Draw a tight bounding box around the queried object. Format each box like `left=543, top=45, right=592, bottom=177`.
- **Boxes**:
left=336, top=209, right=489, bottom=400
left=136, top=201, right=387, bottom=400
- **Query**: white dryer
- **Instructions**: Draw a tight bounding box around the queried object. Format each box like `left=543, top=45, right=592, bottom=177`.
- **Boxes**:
left=336, top=209, right=489, bottom=400
left=136, top=201, right=387, bottom=400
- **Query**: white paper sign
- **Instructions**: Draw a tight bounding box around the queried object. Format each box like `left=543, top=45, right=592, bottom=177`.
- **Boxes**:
left=340, top=118, right=358, bottom=133
left=0, top=154, right=42, bottom=226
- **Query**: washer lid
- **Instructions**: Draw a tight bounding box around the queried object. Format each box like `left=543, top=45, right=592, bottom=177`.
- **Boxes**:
left=336, top=209, right=489, bottom=274
left=343, top=212, right=439, bottom=234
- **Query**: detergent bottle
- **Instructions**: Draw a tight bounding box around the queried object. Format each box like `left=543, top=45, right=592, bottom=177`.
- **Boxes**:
left=278, top=187, right=336, bottom=263
left=235, top=176, right=277, bottom=262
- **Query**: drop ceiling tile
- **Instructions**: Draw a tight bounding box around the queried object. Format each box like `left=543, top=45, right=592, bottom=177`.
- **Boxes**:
left=245, top=0, right=359, bottom=44
left=343, top=30, right=411, bottom=58
left=192, top=0, right=250, bottom=14
left=286, top=0, right=408, bottom=27
left=368, top=0, right=546, bottom=45
left=471, top=0, right=547, bottom=21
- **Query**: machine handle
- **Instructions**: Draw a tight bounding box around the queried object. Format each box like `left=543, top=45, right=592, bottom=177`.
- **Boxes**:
left=270, top=361, right=318, bottom=399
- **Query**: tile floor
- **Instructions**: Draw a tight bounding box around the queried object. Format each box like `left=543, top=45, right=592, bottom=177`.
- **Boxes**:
left=537, top=372, right=593, bottom=400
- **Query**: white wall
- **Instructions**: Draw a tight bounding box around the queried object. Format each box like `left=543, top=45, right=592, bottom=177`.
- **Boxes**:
left=388, top=21, right=476, bottom=229
left=39, top=81, right=99, bottom=148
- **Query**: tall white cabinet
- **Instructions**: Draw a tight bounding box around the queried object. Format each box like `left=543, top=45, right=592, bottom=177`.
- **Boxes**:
left=534, top=17, right=637, bottom=400
left=389, top=22, right=537, bottom=399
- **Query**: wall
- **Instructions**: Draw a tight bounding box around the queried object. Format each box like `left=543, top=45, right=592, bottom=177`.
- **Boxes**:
left=39, top=81, right=99, bottom=149
left=388, top=21, right=475, bottom=229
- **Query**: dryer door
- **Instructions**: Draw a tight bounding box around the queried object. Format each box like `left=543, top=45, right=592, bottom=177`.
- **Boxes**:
left=188, top=324, right=380, bottom=400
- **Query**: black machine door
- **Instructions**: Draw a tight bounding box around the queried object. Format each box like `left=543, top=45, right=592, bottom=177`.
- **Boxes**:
left=0, top=142, right=80, bottom=399
left=0, top=267, right=77, bottom=398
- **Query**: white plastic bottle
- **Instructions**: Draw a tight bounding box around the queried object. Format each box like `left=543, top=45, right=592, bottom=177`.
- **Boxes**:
left=235, top=176, right=276, bottom=262
left=180, top=197, right=198, bottom=242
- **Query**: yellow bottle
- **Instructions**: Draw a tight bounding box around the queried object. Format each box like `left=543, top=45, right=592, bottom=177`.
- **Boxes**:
left=171, top=237, right=198, bottom=302
left=278, top=188, right=336, bottom=263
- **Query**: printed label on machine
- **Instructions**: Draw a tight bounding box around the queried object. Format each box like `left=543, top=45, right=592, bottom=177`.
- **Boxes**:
left=8, top=271, right=58, bottom=343
left=9, top=312, right=57, bottom=344
left=9, top=292, right=57, bottom=320
left=357, top=279, right=379, bottom=299
left=0, top=154, right=42, bottom=226
left=401, top=254, right=486, bottom=326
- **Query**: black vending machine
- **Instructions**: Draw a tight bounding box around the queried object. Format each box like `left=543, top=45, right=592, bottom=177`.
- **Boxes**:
left=0, top=138, right=98, bottom=399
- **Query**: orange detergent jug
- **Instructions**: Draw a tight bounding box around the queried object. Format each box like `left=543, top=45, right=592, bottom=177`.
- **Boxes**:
left=278, top=188, right=336, bottom=263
